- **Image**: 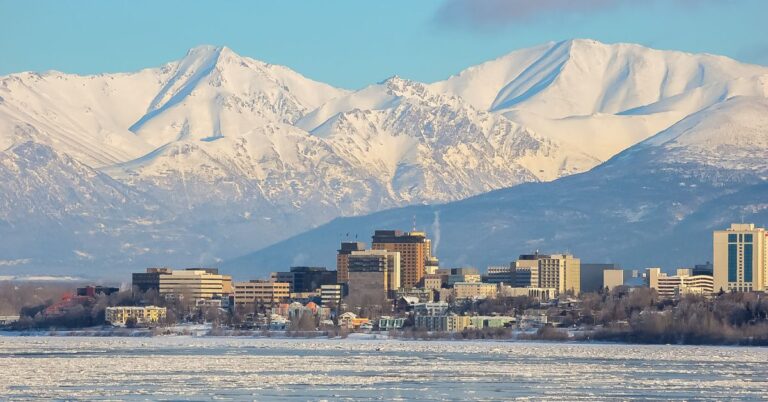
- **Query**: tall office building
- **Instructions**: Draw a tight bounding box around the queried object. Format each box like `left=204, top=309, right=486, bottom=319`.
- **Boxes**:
left=713, top=223, right=767, bottom=292
left=132, top=267, right=172, bottom=293
left=348, top=250, right=401, bottom=293
left=511, top=253, right=581, bottom=295
left=336, top=242, right=365, bottom=283
left=372, top=230, right=433, bottom=289
left=347, top=252, right=396, bottom=306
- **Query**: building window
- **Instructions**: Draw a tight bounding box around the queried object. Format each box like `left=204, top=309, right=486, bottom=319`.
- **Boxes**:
left=744, top=244, right=753, bottom=283
left=728, top=234, right=738, bottom=242
left=728, top=243, right=738, bottom=283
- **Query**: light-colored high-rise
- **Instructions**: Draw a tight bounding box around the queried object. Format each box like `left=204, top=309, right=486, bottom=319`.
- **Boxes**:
left=513, top=253, right=580, bottom=295
left=713, top=223, right=767, bottom=292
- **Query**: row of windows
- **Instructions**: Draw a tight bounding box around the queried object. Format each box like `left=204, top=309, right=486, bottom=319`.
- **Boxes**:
left=728, top=233, right=754, bottom=243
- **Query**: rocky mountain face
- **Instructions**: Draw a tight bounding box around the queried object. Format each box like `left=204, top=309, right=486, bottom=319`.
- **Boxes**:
left=1, top=40, right=766, bottom=277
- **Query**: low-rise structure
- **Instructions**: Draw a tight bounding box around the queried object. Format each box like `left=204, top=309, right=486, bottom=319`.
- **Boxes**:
left=234, top=280, right=290, bottom=306
left=105, top=306, right=166, bottom=326
left=414, top=314, right=471, bottom=332
left=453, top=282, right=497, bottom=300
left=648, top=268, right=714, bottom=299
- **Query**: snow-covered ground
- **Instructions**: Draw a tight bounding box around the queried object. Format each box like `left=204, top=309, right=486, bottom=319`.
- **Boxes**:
left=0, top=336, right=765, bottom=400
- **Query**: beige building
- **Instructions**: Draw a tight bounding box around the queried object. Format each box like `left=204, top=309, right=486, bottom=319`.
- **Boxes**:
left=453, top=282, right=498, bottom=300
left=234, top=280, right=290, bottom=305
left=499, top=286, right=556, bottom=301
left=414, top=314, right=471, bottom=332
left=105, top=306, right=166, bottom=326
left=603, top=269, right=625, bottom=290
left=713, top=223, right=767, bottom=292
left=422, top=274, right=443, bottom=290
left=648, top=268, right=714, bottom=299
left=372, top=230, right=433, bottom=289
left=537, top=254, right=581, bottom=296
left=158, top=269, right=227, bottom=300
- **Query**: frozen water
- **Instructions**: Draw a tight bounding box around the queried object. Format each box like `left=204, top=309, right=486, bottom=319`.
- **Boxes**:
left=0, top=336, right=765, bottom=400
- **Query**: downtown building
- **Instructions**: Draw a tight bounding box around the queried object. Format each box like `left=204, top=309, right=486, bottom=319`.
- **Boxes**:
left=233, top=280, right=290, bottom=306
left=511, top=252, right=581, bottom=295
left=713, top=223, right=767, bottom=292
left=346, top=250, right=401, bottom=306
left=132, top=268, right=231, bottom=301
left=372, top=230, right=436, bottom=289
left=646, top=268, right=714, bottom=299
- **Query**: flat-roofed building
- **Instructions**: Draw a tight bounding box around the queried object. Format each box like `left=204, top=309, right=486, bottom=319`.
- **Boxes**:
left=512, top=253, right=581, bottom=295
left=159, top=269, right=226, bottom=300
left=336, top=242, right=365, bottom=283
left=132, top=267, right=172, bottom=293
left=713, top=223, right=767, bottom=292
left=453, top=282, right=498, bottom=300
left=105, top=306, right=166, bottom=326
left=234, top=280, right=290, bottom=305
left=414, top=314, right=471, bottom=332
left=347, top=252, right=396, bottom=306
left=603, top=269, right=625, bottom=291
left=372, top=230, right=433, bottom=289
left=349, top=250, right=400, bottom=293
left=320, top=284, right=344, bottom=307
left=648, top=268, right=714, bottom=299
left=580, top=263, right=620, bottom=293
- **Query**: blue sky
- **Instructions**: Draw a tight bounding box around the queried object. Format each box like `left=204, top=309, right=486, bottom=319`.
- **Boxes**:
left=1, top=0, right=766, bottom=89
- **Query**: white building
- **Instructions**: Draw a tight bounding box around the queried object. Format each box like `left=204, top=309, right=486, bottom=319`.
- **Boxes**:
left=713, top=223, right=767, bottom=292
left=647, top=268, right=714, bottom=299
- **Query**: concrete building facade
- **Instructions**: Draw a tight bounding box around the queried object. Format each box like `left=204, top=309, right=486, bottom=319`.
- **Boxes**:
left=713, top=223, right=767, bottom=292
left=234, top=280, right=290, bottom=305
left=336, top=242, right=365, bottom=283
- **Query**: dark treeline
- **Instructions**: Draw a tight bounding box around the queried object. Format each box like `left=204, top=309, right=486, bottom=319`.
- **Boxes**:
left=583, top=287, right=768, bottom=345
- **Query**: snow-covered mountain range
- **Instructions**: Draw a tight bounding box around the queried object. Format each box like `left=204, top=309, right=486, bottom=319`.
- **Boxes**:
left=1, top=39, right=766, bottom=277
left=228, top=96, right=768, bottom=277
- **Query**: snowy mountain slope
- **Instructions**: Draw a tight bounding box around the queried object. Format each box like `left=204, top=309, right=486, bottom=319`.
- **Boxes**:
left=226, top=96, right=768, bottom=277
left=0, top=45, right=349, bottom=167
left=429, top=39, right=768, bottom=161
left=1, top=40, right=768, bottom=277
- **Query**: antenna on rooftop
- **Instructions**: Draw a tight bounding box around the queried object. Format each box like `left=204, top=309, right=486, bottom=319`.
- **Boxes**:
left=412, top=215, right=417, bottom=232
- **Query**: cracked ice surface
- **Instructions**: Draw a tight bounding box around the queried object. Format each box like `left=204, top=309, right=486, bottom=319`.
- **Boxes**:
left=0, top=336, right=766, bottom=400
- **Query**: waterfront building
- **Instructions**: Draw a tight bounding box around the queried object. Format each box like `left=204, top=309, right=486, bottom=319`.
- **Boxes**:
left=105, top=306, right=166, bottom=326
left=647, top=268, right=714, bottom=299
left=350, top=250, right=400, bottom=292
left=336, top=242, right=365, bottom=283
left=453, top=282, right=498, bottom=300
left=378, top=316, right=406, bottom=330
left=414, top=314, right=471, bottom=332
left=234, top=280, right=290, bottom=306
left=372, top=230, right=434, bottom=289
left=713, top=223, right=767, bottom=292
left=470, top=316, right=516, bottom=329
left=412, top=302, right=450, bottom=316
